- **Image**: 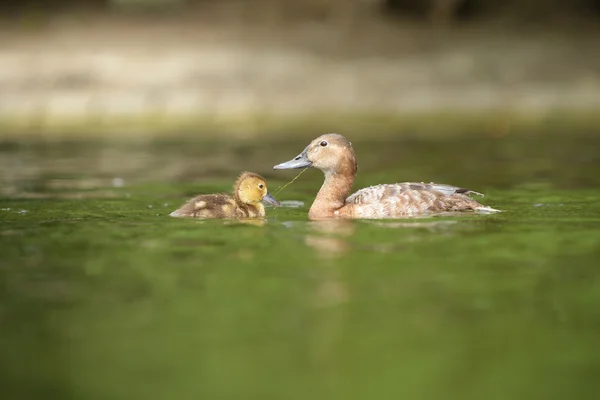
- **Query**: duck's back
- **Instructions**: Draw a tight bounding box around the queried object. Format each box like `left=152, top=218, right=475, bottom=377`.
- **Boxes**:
left=344, top=182, right=492, bottom=218
left=170, top=194, right=259, bottom=219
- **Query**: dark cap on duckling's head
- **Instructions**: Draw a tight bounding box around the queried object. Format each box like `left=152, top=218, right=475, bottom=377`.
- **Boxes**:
left=234, top=171, right=279, bottom=207
left=273, top=133, right=357, bottom=176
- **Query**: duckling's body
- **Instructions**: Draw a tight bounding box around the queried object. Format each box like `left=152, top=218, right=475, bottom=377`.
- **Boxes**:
left=170, top=193, right=266, bottom=219
left=274, top=133, right=499, bottom=220
left=170, top=172, right=279, bottom=219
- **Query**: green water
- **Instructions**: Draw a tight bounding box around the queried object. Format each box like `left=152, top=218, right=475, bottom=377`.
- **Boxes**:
left=1, top=133, right=600, bottom=400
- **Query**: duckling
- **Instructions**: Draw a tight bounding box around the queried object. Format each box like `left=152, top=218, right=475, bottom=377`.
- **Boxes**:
left=273, top=133, right=499, bottom=219
left=170, top=172, right=279, bottom=219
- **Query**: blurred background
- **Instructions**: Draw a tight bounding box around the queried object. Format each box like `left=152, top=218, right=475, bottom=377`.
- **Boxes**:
left=1, top=0, right=599, bottom=137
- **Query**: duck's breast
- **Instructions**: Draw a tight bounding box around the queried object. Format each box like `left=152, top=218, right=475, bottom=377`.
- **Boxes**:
left=235, top=204, right=264, bottom=218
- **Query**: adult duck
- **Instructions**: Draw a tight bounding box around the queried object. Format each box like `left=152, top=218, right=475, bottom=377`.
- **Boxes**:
left=273, top=133, right=498, bottom=219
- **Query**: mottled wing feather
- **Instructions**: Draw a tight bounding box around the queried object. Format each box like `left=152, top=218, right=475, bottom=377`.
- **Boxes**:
left=345, top=182, right=485, bottom=218
left=409, top=183, right=476, bottom=196
left=346, top=182, right=478, bottom=204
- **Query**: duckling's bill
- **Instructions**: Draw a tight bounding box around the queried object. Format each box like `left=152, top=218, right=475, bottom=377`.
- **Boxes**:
left=263, top=193, right=280, bottom=207
left=273, top=146, right=312, bottom=170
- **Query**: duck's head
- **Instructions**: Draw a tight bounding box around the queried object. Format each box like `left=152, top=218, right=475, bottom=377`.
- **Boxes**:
left=235, top=172, right=280, bottom=207
left=273, top=133, right=357, bottom=176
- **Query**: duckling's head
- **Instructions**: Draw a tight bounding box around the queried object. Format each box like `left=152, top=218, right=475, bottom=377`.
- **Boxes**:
left=273, top=133, right=357, bottom=176
left=234, top=172, right=280, bottom=207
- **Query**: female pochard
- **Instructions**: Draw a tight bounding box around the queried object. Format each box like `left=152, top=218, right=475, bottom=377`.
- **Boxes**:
left=170, top=172, right=279, bottom=219
left=273, top=134, right=498, bottom=219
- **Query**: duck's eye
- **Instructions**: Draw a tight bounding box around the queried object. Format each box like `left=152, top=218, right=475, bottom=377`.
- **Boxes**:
left=258, top=184, right=264, bottom=189
left=320, top=140, right=328, bottom=147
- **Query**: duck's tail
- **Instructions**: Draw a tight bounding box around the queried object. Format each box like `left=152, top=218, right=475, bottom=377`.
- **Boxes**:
left=474, top=206, right=502, bottom=214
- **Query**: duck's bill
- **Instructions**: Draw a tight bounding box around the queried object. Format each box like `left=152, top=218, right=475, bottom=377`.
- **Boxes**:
left=262, top=193, right=280, bottom=207
left=273, top=148, right=312, bottom=170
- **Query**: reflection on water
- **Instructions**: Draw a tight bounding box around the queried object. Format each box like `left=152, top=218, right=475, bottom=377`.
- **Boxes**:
left=304, top=219, right=483, bottom=258
left=2, top=133, right=600, bottom=399
left=303, top=221, right=354, bottom=308
left=279, top=200, right=305, bottom=208
left=305, top=220, right=356, bottom=259
left=366, top=220, right=457, bottom=228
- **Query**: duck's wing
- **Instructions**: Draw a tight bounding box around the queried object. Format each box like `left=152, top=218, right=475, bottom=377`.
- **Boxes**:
left=347, top=183, right=480, bottom=204
left=344, top=182, right=494, bottom=218
left=409, top=183, right=484, bottom=197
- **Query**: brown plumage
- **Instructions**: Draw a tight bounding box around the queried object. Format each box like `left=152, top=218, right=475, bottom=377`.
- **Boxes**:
left=170, top=172, right=279, bottom=219
left=273, top=133, right=499, bottom=220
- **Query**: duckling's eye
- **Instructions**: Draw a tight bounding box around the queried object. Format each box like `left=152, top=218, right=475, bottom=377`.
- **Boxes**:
left=258, top=184, right=264, bottom=189
left=320, top=140, right=328, bottom=147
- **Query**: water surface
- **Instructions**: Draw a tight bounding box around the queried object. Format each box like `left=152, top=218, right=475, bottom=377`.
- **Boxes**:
left=1, top=133, right=600, bottom=400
